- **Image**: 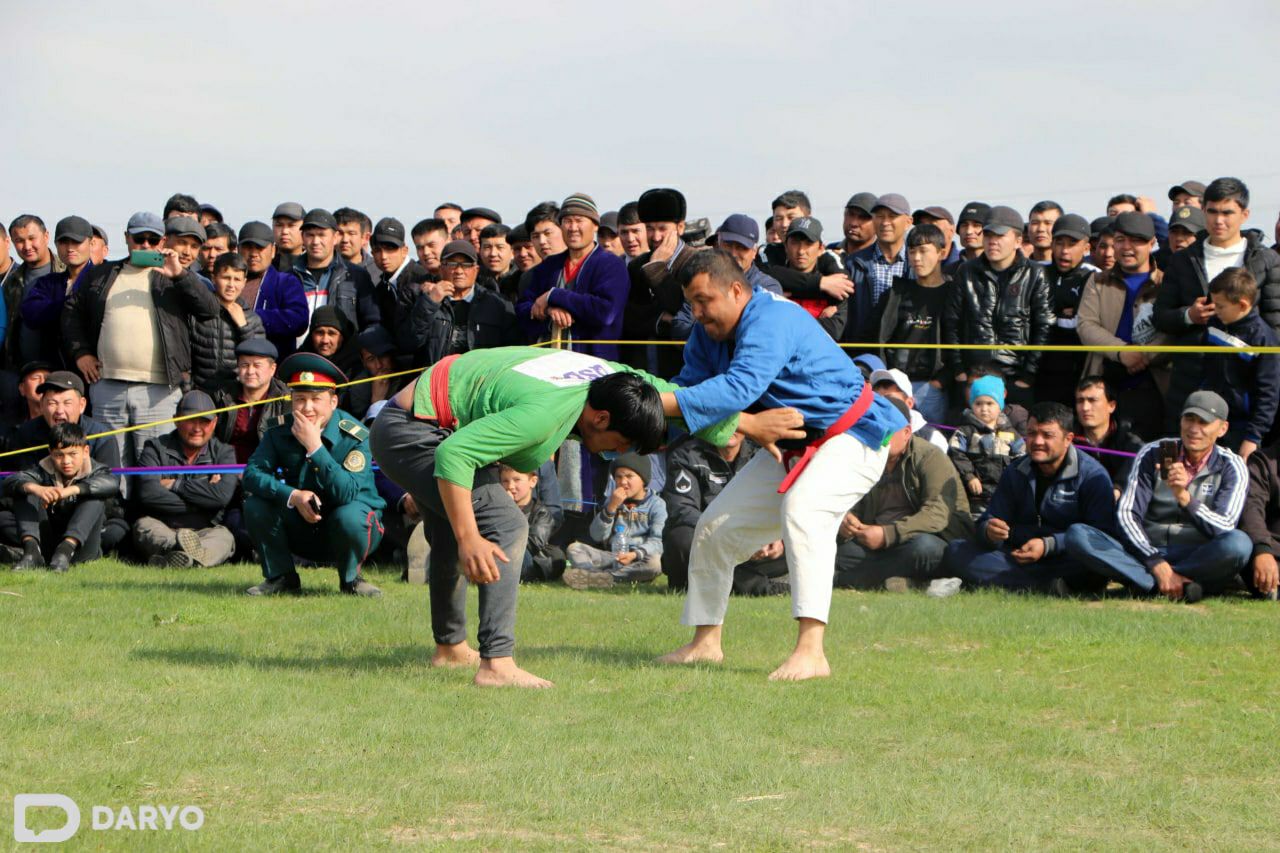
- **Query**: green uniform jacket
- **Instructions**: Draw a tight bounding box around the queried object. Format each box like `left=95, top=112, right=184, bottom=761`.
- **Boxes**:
left=852, top=435, right=974, bottom=548
left=242, top=408, right=385, bottom=511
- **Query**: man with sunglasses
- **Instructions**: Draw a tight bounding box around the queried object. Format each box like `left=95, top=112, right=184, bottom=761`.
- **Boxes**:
left=61, top=211, right=222, bottom=469
left=402, top=240, right=520, bottom=366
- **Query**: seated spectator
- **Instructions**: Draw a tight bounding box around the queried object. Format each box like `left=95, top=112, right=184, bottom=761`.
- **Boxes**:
left=190, top=253, right=266, bottom=392
left=3, top=422, right=119, bottom=572
left=1064, top=391, right=1251, bottom=602
left=1072, top=376, right=1144, bottom=492
left=133, top=391, right=238, bottom=568
left=344, top=326, right=408, bottom=420
left=564, top=453, right=665, bottom=589
left=236, top=221, right=308, bottom=359
left=869, top=367, right=948, bottom=452
left=874, top=223, right=952, bottom=423
left=661, top=431, right=787, bottom=596
left=1076, top=211, right=1170, bottom=438
left=948, top=375, right=1026, bottom=515
left=300, top=305, right=361, bottom=379
left=1238, top=437, right=1280, bottom=600
left=941, top=402, right=1115, bottom=595
left=835, top=397, right=973, bottom=590
left=498, top=464, right=565, bottom=583
left=405, top=240, right=520, bottom=366
left=21, top=216, right=95, bottom=368
left=1200, top=267, right=1279, bottom=459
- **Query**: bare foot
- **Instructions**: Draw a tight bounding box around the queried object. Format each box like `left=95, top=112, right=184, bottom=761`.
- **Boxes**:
left=767, top=650, right=830, bottom=682
left=473, top=657, right=554, bottom=688
left=656, top=641, right=724, bottom=665
left=431, top=642, right=480, bottom=668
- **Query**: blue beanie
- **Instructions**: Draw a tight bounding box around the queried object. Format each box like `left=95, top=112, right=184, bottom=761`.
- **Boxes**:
left=969, top=375, right=1006, bottom=410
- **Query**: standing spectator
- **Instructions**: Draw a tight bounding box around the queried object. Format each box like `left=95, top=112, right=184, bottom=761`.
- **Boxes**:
left=1167, top=180, right=1205, bottom=212
left=300, top=306, right=362, bottom=379
left=1076, top=212, right=1169, bottom=437
left=837, top=192, right=879, bottom=263
left=433, top=203, right=462, bottom=236
left=1238, top=438, right=1280, bottom=599
left=950, top=202, right=990, bottom=271
left=461, top=207, right=502, bottom=250
left=615, top=201, right=649, bottom=259
left=88, top=225, right=109, bottom=266
left=189, top=253, right=266, bottom=392
left=162, top=193, right=200, bottom=221
left=343, top=326, right=407, bottom=420
left=1200, top=268, right=1280, bottom=459
left=197, top=203, right=223, bottom=228
left=944, top=205, right=1052, bottom=407
left=1035, top=213, right=1098, bottom=406
left=760, top=190, right=811, bottom=260
left=334, top=207, right=379, bottom=283
left=1065, top=391, right=1251, bottom=601
left=368, top=217, right=428, bottom=350
left=6, top=214, right=64, bottom=365
left=771, top=217, right=847, bottom=340
left=0, top=224, right=18, bottom=312
left=835, top=397, right=973, bottom=591
left=132, top=390, right=238, bottom=568
left=236, top=221, right=309, bottom=359
left=508, top=224, right=540, bottom=273
left=942, top=402, right=1115, bottom=595
left=912, top=206, right=959, bottom=266
left=406, top=240, right=520, bottom=366
left=409, top=218, right=449, bottom=281
left=1156, top=177, right=1280, bottom=428
left=706, top=215, right=782, bottom=296
left=164, top=216, right=207, bottom=279
left=1087, top=217, right=1117, bottom=271
left=212, top=339, right=289, bottom=464
left=598, top=211, right=624, bottom=257
left=846, top=193, right=915, bottom=348
left=478, top=224, right=515, bottom=290
left=270, top=201, right=305, bottom=272
left=874, top=223, right=952, bottom=423
left=1167, top=205, right=1207, bottom=253
left=22, top=216, right=95, bottom=368
left=621, top=188, right=696, bottom=374
left=520, top=194, right=631, bottom=362
left=1024, top=200, right=1063, bottom=265
left=62, top=212, right=221, bottom=468
left=948, top=375, right=1026, bottom=515
left=524, top=201, right=567, bottom=260
left=1073, top=376, right=1144, bottom=491
left=297, top=208, right=378, bottom=332
left=4, top=422, right=119, bottom=572
left=195, top=221, right=234, bottom=278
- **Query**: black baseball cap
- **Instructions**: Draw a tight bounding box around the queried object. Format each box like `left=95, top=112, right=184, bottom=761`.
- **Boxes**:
left=785, top=216, right=823, bottom=243
left=90, top=224, right=108, bottom=243
left=1052, top=214, right=1090, bottom=242
left=599, top=211, right=620, bottom=236
left=302, top=208, right=338, bottom=231
left=1090, top=216, right=1115, bottom=238
left=982, top=206, right=1024, bottom=235
left=37, top=370, right=85, bottom=396
left=371, top=217, right=406, bottom=248
left=441, top=239, right=478, bottom=262
left=165, top=216, right=206, bottom=243
left=198, top=203, right=224, bottom=222
left=54, top=215, right=92, bottom=243
left=357, top=325, right=397, bottom=357
left=1169, top=205, right=1207, bottom=235
left=844, top=192, right=878, bottom=216
left=238, top=221, right=273, bottom=248
left=957, top=202, right=991, bottom=226
left=1113, top=211, right=1155, bottom=241
left=272, top=202, right=305, bottom=221
left=1168, top=180, right=1206, bottom=201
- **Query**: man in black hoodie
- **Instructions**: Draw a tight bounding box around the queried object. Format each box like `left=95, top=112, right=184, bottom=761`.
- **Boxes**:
left=1035, top=214, right=1099, bottom=406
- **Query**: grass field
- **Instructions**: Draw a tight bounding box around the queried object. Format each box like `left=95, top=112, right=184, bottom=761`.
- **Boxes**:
left=3, top=560, right=1279, bottom=850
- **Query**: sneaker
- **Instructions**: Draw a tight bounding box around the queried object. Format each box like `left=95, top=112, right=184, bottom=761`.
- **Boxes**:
left=340, top=577, right=383, bottom=598
left=926, top=577, right=962, bottom=599
left=48, top=550, right=72, bottom=574
left=246, top=573, right=302, bottom=596
left=176, top=529, right=207, bottom=566
left=13, top=551, right=46, bottom=572
left=1182, top=581, right=1204, bottom=604
left=0, top=544, right=24, bottom=563
left=884, top=576, right=914, bottom=593
left=562, top=566, right=615, bottom=590
left=149, top=551, right=195, bottom=568
left=612, top=563, right=661, bottom=584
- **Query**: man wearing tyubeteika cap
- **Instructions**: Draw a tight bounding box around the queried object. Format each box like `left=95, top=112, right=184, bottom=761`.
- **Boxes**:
left=241, top=351, right=385, bottom=597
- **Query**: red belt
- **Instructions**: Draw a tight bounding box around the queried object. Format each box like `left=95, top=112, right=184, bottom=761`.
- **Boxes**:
left=420, top=354, right=460, bottom=429
left=777, top=382, right=873, bottom=494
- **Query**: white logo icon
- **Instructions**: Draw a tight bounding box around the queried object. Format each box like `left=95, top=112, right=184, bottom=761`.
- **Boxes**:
left=13, top=794, right=80, bottom=843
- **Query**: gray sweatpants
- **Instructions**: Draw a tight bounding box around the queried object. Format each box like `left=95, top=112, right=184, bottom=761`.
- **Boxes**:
left=132, top=517, right=236, bottom=567
left=369, top=404, right=527, bottom=659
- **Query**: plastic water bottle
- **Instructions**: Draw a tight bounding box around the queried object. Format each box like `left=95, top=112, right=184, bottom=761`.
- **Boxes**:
left=613, top=516, right=628, bottom=558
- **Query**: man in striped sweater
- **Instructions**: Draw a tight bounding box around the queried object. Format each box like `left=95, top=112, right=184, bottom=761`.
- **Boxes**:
left=1064, top=391, right=1252, bottom=601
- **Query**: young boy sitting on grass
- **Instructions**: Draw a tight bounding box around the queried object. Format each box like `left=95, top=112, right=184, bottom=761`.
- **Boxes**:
left=498, top=464, right=565, bottom=582
left=1202, top=267, right=1280, bottom=460
left=191, top=252, right=266, bottom=392
left=948, top=374, right=1025, bottom=516
left=564, top=452, right=666, bottom=590
left=3, top=422, right=120, bottom=572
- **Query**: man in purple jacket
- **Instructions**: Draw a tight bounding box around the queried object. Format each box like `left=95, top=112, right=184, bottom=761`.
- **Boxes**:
left=516, top=193, right=630, bottom=362
left=237, top=221, right=309, bottom=358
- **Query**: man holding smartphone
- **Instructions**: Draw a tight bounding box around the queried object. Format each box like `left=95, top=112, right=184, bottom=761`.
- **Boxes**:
left=242, top=351, right=385, bottom=597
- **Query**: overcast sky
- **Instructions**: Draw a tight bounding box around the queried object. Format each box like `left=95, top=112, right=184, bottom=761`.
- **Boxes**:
left=5, top=0, right=1279, bottom=242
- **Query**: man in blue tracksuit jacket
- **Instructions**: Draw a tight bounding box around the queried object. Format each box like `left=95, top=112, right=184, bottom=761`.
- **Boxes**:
left=655, top=250, right=905, bottom=682
left=943, top=401, right=1116, bottom=593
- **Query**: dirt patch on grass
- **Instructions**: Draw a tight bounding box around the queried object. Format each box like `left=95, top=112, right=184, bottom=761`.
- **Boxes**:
left=1085, top=600, right=1209, bottom=614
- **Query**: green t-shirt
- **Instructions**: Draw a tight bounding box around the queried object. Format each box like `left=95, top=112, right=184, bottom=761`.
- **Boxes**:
left=414, top=346, right=738, bottom=488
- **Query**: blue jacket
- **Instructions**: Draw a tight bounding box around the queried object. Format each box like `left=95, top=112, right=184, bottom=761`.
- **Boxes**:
left=1202, top=306, right=1280, bottom=444
left=251, top=266, right=310, bottom=358
left=516, top=245, right=631, bottom=361
left=978, top=445, right=1115, bottom=555
left=673, top=289, right=906, bottom=449
left=22, top=264, right=91, bottom=365
left=588, top=488, right=666, bottom=561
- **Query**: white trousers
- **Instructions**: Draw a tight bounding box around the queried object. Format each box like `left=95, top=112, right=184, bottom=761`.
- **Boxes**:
left=682, top=433, right=888, bottom=626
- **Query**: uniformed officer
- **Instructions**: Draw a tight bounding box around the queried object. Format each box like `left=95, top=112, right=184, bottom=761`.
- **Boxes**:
left=242, top=352, right=385, bottom=597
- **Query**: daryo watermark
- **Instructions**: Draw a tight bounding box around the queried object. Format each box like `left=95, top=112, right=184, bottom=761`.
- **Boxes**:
left=13, top=794, right=204, bottom=843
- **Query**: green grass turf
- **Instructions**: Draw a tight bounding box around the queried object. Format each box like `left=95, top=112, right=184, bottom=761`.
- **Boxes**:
left=2, top=560, right=1278, bottom=850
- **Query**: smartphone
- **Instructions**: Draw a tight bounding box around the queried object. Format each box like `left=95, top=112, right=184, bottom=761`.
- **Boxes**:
left=1159, top=439, right=1180, bottom=479
left=129, top=249, right=165, bottom=267
left=307, top=495, right=322, bottom=516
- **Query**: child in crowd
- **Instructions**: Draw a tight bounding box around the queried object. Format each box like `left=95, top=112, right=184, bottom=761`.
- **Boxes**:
left=191, top=252, right=266, bottom=391
left=564, top=452, right=666, bottom=590
left=948, top=374, right=1025, bottom=515
left=2, top=422, right=120, bottom=572
left=1202, top=267, right=1280, bottom=459
left=499, top=464, right=565, bottom=582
